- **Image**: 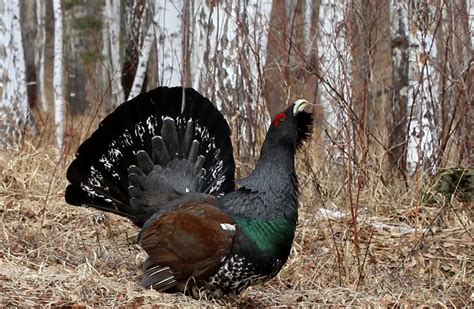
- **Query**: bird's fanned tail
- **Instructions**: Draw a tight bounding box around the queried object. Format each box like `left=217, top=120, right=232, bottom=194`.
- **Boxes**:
left=65, top=87, right=235, bottom=227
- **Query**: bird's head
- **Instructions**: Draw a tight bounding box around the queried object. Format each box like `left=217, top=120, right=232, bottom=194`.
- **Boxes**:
left=267, top=99, right=313, bottom=150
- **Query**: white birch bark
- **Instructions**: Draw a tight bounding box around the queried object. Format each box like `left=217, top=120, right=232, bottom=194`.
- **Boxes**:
left=128, top=1, right=160, bottom=100
left=406, top=3, right=436, bottom=170
left=156, top=0, right=183, bottom=87
left=318, top=0, right=350, bottom=125
left=52, top=0, right=64, bottom=150
left=102, top=1, right=111, bottom=99
left=36, top=0, right=47, bottom=112
left=0, top=0, right=30, bottom=150
left=189, top=0, right=272, bottom=157
left=470, top=0, right=474, bottom=48
left=104, top=0, right=124, bottom=106
left=314, top=0, right=356, bottom=165
left=191, top=1, right=238, bottom=102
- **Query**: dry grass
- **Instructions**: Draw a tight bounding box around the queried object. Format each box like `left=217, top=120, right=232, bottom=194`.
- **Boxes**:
left=0, top=142, right=472, bottom=307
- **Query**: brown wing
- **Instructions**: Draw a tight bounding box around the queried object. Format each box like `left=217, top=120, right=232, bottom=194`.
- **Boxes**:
left=139, top=198, right=235, bottom=291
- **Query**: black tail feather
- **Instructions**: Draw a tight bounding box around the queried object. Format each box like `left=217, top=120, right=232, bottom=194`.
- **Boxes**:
left=161, top=118, right=179, bottom=160
left=181, top=120, right=194, bottom=156
left=151, top=136, right=170, bottom=165
left=136, top=150, right=154, bottom=174
left=188, top=141, right=199, bottom=162
left=65, top=87, right=235, bottom=226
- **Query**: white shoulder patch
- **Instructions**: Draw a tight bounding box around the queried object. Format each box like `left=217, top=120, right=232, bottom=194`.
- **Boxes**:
left=220, top=223, right=236, bottom=233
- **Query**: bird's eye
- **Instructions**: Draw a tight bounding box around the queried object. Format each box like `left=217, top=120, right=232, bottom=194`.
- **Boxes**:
left=273, top=113, right=286, bottom=128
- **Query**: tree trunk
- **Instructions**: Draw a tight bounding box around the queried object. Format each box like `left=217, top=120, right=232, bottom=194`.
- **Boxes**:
left=122, top=0, right=146, bottom=98
left=349, top=0, right=392, bottom=172
left=262, top=0, right=290, bottom=117
left=388, top=1, right=409, bottom=175
left=0, top=0, right=32, bottom=150
left=189, top=0, right=272, bottom=165
left=102, top=0, right=124, bottom=108
left=155, top=0, right=183, bottom=88
left=445, top=0, right=473, bottom=166
left=35, top=0, right=48, bottom=112
left=62, top=0, right=104, bottom=115
left=129, top=1, right=160, bottom=100
left=53, top=0, right=64, bottom=150
left=20, top=1, right=37, bottom=109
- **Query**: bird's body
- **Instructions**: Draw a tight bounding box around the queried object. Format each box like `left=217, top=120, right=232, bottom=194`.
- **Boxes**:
left=65, top=87, right=312, bottom=297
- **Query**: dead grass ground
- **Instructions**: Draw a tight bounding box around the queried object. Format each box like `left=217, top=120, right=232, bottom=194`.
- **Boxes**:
left=0, top=143, right=472, bottom=307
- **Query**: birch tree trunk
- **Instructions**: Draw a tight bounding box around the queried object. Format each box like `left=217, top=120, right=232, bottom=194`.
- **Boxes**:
left=53, top=0, right=64, bottom=150
left=0, top=0, right=31, bottom=150
left=128, top=1, right=160, bottom=100
left=318, top=0, right=350, bottom=145
left=387, top=1, right=409, bottom=175
left=35, top=0, right=47, bottom=112
left=103, top=0, right=124, bottom=107
left=155, top=0, right=183, bottom=88
left=189, top=0, right=272, bottom=163
left=122, top=0, right=146, bottom=98
left=404, top=2, right=436, bottom=170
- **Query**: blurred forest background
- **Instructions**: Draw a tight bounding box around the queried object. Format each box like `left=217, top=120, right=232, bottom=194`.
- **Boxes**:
left=0, top=0, right=473, bottom=306
left=1, top=0, right=472, bottom=174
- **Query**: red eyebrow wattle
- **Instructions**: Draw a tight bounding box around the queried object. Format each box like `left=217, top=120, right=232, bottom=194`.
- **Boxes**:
left=273, top=113, right=286, bottom=128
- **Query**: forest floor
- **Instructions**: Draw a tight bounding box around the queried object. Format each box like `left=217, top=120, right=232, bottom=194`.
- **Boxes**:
left=0, top=143, right=472, bottom=307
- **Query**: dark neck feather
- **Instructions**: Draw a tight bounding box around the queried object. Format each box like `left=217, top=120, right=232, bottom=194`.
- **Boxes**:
left=222, top=134, right=299, bottom=222
left=239, top=131, right=298, bottom=193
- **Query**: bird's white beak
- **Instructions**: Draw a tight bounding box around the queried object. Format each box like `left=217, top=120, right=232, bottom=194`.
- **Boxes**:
left=293, top=99, right=310, bottom=115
